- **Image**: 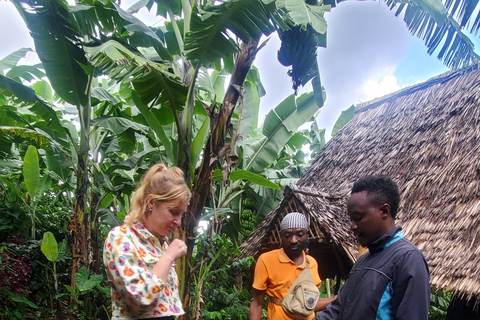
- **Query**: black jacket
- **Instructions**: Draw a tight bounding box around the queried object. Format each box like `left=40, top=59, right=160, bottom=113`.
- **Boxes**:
left=315, top=227, right=430, bottom=320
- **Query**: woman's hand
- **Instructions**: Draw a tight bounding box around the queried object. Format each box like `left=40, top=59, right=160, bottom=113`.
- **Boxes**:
left=165, top=239, right=188, bottom=261
left=152, top=239, right=187, bottom=282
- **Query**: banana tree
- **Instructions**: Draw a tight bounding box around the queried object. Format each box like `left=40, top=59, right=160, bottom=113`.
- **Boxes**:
left=12, top=0, right=479, bottom=314
left=11, top=0, right=97, bottom=292
left=71, top=0, right=331, bottom=311
left=10, top=0, right=154, bottom=273
left=0, top=51, right=79, bottom=237
left=207, top=92, right=321, bottom=238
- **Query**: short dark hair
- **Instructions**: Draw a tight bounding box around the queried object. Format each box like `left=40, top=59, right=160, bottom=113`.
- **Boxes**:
left=351, top=175, right=400, bottom=218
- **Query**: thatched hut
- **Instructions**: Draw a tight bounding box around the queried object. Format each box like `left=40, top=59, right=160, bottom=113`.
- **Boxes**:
left=241, top=65, right=480, bottom=311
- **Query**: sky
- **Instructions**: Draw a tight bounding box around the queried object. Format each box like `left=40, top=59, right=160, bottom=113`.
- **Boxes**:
left=254, top=1, right=449, bottom=139
left=0, top=0, right=451, bottom=140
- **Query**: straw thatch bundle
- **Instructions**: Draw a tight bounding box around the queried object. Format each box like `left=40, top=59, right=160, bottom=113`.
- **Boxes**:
left=241, top=65, right=480, bottom=305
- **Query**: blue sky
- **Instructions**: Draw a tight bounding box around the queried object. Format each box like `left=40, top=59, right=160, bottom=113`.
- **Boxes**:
left=0, top=0, right=452, bottom=139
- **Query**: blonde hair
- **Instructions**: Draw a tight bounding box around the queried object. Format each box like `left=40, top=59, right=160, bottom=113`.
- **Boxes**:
left=125, top=163, right=191, bottom=228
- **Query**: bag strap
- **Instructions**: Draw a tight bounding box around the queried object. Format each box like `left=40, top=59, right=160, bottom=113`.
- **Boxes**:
left=269, top=296, right=282, bottom=305
left=268, top=256, right=312, bottom=305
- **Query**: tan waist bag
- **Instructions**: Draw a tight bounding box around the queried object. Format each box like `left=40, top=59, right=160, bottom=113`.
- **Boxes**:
left=282, top=258, right=319, bottom=319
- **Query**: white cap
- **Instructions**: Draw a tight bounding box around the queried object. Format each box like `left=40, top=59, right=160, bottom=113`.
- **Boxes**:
left=280, top=212, right=308, bottom=231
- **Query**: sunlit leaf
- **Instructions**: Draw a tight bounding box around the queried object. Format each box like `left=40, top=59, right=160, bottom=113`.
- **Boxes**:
left=331, top=104, right=355, bottom=136
left=41, top=231, right=59, bottom=262
left=23, top=145, right=40, bottom=199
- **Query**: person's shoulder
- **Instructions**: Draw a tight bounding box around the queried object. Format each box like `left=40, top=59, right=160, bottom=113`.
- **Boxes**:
left=397, top=236, right=422, bottom=251
left=108, top=225, right=134, bottom=237
left=394, top=237, right=427, bottom=261
left=257, top=249, right=280, bottom=261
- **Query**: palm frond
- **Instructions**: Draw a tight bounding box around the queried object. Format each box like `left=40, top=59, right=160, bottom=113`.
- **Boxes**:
left=385, top=0, right=480, bottom=68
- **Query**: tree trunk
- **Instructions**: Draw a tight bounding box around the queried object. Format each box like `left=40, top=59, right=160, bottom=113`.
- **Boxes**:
left=71, top=75, right=93, bottom=297
left=70, top=154, right=90, bottom=291
left=178, top=38, right=260, bottom=320
left=90, top=165, right=101, bottom=274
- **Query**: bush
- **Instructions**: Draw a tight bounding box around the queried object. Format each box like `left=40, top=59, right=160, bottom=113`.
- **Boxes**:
left=430, top=288, right=452, bottom=320
left=189, top=234, right=255, bottom=320
left=0, top=238, right=37, bottom=319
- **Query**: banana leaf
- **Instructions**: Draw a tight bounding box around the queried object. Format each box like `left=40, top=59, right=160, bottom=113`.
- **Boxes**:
left=245, top=92, right=319, bottom=172
left=12, top=0, right=89, bottom=107
left=184, top=0, right=276, bottom=65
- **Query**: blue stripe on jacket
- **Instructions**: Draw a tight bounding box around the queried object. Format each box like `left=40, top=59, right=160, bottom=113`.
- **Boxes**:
left=375, top=231, right=404, bottom=320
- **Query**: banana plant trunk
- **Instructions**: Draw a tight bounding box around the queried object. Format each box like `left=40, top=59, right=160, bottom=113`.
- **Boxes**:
left=70, top=154, right=90, bottom=290
left=178, top=38, right=260, bottom=320
left=90, top=166, right=101, bottom=274
left=70, top=89, right=93, bottom=298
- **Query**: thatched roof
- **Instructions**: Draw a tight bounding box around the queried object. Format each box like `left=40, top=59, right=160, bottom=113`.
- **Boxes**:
left=242, top=65, right=480, bottom=303
left=298, top=65, right=480, bottom=302
left=240, top=185, right=356, bottom=280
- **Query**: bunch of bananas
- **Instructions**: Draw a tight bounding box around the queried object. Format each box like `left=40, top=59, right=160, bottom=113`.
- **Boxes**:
left=240, top=198, right=257, bottom=238
left=277, top=25, right=323, bottom=93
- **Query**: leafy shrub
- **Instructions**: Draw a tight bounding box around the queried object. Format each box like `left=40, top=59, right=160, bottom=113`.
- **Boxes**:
left=430, top=288, right=452, bottom=320
left=0, top=190, right=31, bottom=240
left=0, top=242, right=32, bottom=293
left=0, top=237, right=37, bottom=319
left=65, top=266, right=110, bottom=320
left=189, top=234, right=255, bottom=320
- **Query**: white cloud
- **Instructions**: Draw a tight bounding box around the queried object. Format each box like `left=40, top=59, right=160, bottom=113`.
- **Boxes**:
left=363, top=74, right=401, bottom=101
left=254, top=0, right=422, bottom=137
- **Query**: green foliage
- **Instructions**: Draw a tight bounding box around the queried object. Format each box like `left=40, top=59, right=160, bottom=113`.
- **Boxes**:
left=0, top=174, right=74, bottom=318
left=331, top=105, right=355, bottom=137
left=12, top=0, right=89, bottom=107
left=429, top=288, right=452, bottom=320
left=23, top=145, right=40, bottom=200
left=0, top=242, right=35, bottom=319
left=0, top=185, right=30, bottom=238
left=184, top=0, right=277, bottom=65
left=72, top=266, right=105, bottom=294
left=213, top=169, right=280, bottom=190
left=64, top=267, right=110, bottom=320
left=41, top=231, right=67, bottom=301
left=189, top=234, right=255, bottom=320
left=41, top=231, right=59, bottom=262
left=244, top=92, right=319, bottom=173
left=0, top=289, right=39, bottom=320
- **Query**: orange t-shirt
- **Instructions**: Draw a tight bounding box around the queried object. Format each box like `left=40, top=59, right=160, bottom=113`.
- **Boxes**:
left=252, top=248, right=322, bottom=320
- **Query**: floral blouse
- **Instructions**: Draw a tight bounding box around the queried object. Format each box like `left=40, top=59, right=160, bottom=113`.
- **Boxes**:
left=103, top=221, right=184, bottom=319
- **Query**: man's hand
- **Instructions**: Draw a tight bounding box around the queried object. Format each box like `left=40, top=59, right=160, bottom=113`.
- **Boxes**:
left=314, top=296, right=336, bottom=312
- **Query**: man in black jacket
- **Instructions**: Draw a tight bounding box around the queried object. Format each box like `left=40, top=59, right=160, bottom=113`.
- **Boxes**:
left=315, top=175, right=430, bottom=320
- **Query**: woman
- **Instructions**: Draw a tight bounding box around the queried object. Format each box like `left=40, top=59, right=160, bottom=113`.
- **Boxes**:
left=103, top=163, right=191, bottom=319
